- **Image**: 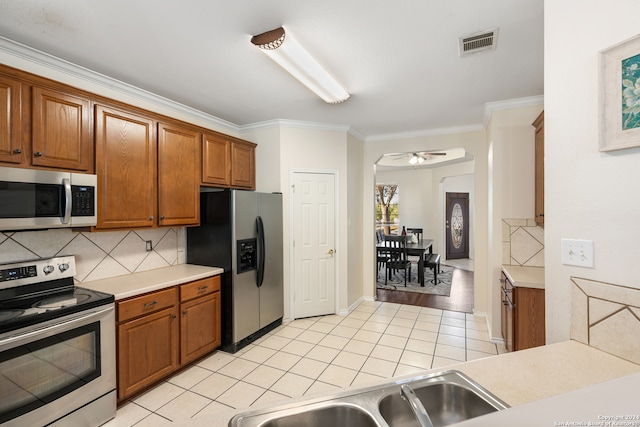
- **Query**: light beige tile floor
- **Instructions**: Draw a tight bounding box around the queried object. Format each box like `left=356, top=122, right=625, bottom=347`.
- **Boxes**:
left=105, top=301, right=505, bottom=426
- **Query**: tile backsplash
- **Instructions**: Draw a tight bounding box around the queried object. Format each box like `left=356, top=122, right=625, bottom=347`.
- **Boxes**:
left=571, top=277, right=640, bottom=365
left=502, top=218, right=544, bottom=267
left=0, top=227, right=186, bottom=283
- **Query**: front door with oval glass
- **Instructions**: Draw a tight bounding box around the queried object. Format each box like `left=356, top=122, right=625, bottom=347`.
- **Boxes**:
left=446, top=192, right=469, bottom=259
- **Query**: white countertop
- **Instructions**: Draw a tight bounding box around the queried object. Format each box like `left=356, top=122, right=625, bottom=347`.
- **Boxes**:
left=80, top=264, right=224, bottom=300
left=501, top=265, right=545, bottom=289
left=169, top=341, right=640, bottom=427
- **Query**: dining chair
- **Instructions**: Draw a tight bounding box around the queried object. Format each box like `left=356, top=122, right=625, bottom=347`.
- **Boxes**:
left=376, top=230, right=388, bottom=277
left=406, top=227, right=423, bottom=241
left=383, top=235, right=412, bottom=286
left=405, top=227, right=423, bottom=266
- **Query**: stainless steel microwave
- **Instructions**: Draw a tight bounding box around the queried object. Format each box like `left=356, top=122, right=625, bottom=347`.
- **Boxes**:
left=0, top=166, right=97, bottom=231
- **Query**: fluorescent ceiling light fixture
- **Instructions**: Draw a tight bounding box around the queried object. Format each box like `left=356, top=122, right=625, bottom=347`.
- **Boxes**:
left=251, top=27, right=350, bottom=104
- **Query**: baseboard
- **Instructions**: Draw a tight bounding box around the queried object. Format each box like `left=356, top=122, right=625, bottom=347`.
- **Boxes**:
left=339, top=296, right=366, bottom=316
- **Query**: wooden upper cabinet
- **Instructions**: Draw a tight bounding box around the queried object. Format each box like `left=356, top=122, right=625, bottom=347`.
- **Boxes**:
left=230, top=139, right=256, bottom=189
left=202, top=132, right=231, bottom=186
left=0, top=75, right=23, bottom=164
left=202, top=134, right=256, bottom=190
left=533, top=111, right=544, bottom=226
left=32, top=86, right=92, bottom=171
left=157, top=123, right=200, bottom=226
left=95, top=104, right=157, bottom=229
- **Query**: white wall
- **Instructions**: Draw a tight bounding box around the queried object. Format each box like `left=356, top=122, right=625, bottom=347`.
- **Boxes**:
left=347, top=133, right=365, bottom=306
left=545, top=0, right=640, bottom=343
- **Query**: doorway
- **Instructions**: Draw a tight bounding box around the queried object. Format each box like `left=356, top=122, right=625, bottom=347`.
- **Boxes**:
left=291, top=171, right=337, bottom=319
left=446, top=192, right=469, bottom=259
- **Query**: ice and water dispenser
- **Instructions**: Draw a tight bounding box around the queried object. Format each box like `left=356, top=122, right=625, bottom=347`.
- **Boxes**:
left=237, top=238, right=257, bottom=273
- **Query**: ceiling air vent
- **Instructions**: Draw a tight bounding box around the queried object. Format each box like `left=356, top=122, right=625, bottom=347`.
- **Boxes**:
left=458, top=28, right=499, bottom=57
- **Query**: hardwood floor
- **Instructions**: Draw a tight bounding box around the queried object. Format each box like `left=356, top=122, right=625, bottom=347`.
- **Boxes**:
left=376, top=267, right=474, bottom=313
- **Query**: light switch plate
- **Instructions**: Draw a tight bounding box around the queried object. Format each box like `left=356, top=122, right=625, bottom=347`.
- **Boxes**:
left=561, top=239, right=594, bottom=268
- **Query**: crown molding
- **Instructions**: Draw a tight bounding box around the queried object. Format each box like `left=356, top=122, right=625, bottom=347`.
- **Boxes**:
left=240, top=119, right=366, bottom=141
left=0, top=36, right=240, bottom=134
left=482, top=95, right=544, bottom=127
left=365, top=124, right=485, bottom=143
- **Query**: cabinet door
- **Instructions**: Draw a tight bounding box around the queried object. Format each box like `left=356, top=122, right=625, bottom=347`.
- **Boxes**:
left=514, top=287, right=545, bottom=351
left=180, top=292, right=220, bottom=365
left=533, top=111, right=544, bottom=226
left=117, top=306, right=179, bottom=401
left=158, top=122, right=200, bottom=226
left=32, top=86, right=92, bottom=171
left=501, top=273, right=514, bottom=352
left=95, top=105, right=157, bottom=228
left=202, top=133, right=230, bottom=186
left=230, top=140, right=255, bottom=189
left=0, top=75, right=23, bottom=164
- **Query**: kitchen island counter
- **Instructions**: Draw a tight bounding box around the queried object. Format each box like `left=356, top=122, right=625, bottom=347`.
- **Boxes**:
left=166, top=340, right=639, bottom=427
left=81, top=264, right=223, bottom=300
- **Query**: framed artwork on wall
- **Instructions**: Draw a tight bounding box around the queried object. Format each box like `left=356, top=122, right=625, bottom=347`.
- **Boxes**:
left=599, top=34, right=640, bottom=151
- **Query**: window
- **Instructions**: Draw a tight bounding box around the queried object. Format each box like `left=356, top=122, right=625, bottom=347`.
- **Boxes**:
left=375, top=184, right=399, bottom=235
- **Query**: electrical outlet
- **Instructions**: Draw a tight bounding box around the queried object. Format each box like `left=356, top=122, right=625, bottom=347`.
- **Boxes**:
left=561, top=239, right=594, bottom=268
left=145, top=240, right=153, bottom=251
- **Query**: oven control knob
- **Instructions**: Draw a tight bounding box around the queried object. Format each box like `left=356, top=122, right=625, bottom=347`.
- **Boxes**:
left=58, top=263, right=70, bottom=273
left=43, top=265, right=55, bottom=274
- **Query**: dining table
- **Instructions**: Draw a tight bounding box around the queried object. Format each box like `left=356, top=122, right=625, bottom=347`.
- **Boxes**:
left=377, top=238, right=434, bottom=286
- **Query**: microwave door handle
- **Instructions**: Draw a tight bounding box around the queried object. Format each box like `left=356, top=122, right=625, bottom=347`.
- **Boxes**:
left=62, top=177, right=72, bottom=224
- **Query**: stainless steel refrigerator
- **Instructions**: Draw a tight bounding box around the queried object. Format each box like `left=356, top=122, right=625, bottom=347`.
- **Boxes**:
left=186, top=189, right=283, bottom=353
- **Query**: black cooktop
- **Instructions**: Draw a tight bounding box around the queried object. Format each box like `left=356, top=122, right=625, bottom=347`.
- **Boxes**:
left=0, top=256, right=114, bottom=336
left=0, top=280, right=113, bottom=335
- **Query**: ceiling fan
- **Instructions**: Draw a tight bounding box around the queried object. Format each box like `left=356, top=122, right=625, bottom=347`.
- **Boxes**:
left=386, top=151, right=448, bottom=165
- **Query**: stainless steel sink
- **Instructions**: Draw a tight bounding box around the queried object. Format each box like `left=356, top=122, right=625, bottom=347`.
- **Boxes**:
left=379, top=383, right=501, bottom=427
left=258, top=403, right=379, bottom=427
left=229, top=370, right=508, bottom=427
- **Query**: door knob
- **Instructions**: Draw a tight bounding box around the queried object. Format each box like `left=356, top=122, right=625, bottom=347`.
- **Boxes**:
left=327, top=249, right=334, bottom=255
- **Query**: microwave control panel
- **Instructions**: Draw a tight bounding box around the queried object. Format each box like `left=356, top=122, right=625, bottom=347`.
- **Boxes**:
left=71, top=185, right=95, bottom=216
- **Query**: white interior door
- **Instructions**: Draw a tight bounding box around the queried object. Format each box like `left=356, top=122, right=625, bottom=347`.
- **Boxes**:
left=293, top=172, right=336, bottom=318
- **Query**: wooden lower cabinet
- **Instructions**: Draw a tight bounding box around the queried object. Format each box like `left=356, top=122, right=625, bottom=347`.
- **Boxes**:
left=116, top=276, right=221, bottom=402
left=117, top=305, right=179, bottom=401
left=180, top=276, right=221, bottom=365
left=501, top=272, right=545, bottom=351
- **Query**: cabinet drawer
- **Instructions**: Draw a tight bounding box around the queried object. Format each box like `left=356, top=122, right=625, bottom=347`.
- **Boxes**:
left=118, top=287, right=177, bottom=322
left=180, top=276, right=220, bottom=302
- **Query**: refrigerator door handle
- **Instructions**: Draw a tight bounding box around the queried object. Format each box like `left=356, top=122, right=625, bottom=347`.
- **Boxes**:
left=256, top=216, right=265, bottom=287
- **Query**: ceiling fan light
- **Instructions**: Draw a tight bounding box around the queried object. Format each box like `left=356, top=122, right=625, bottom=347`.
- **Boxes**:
left=251, top=27, right=350, bottom=104
left=409, top=155, right=418, bottom=165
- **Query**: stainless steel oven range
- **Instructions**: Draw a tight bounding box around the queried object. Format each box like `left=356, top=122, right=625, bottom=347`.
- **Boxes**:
left=0, top=256, right=115, bottom=427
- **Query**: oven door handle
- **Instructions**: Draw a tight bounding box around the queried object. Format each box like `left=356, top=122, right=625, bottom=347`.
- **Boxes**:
left=0, top=305, right=114, bottom=347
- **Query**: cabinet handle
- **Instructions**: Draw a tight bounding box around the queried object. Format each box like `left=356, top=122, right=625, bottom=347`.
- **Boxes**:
left=160, top=215, right=165, bottom=220
left=149, top=216, right=154, bottom=220
left=144, top=301, right=157, bottom=308
left=34, top=152, right=42, bottom=157
left=182, top=310, right=187, bottom=316
left=172, top=315, right=176, bottom=319
left=198, top=285, right=209, bottom=292
left=13, top=148, right=22, bottom=154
